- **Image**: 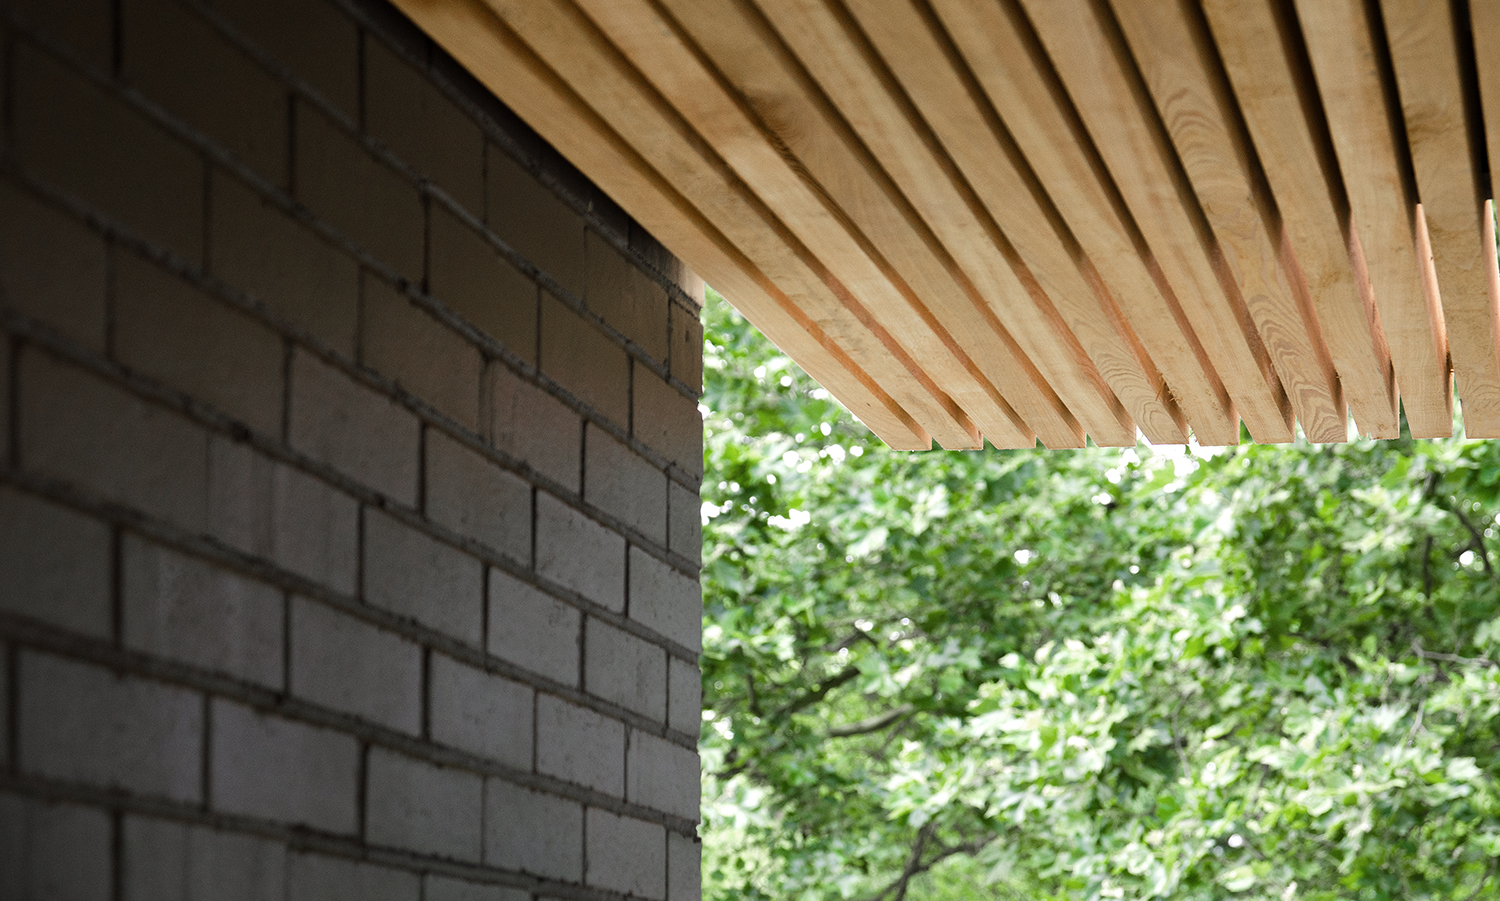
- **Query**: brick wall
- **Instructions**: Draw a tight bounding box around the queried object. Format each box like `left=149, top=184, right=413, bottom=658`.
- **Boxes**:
left=0, top=0, right=705, bottom=898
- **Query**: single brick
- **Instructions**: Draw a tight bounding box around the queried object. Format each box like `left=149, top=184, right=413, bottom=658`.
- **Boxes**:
left=585, top=808, right=666, bottom=901
left=364, top=39, right=483, bottom=213
left=210, top=171, right=359, bottom=357
left=289, top=596, right=422, bottom=734
left=0, top=794, right=113, bottom=900
left=115, top=252, right=285, bottom=437
left=9, top=0, right=114, bottom=69
left=668, top=656, right=702, bottom=737
left=629, top=548, right=701, bottom=652
left=584, top=618, right=666, bottom=723
left=634, top=371, right=703, bottom=478
left=13, top=43, right=203, bottom=262
left=207, top=436, right=360, bottom=594
left=364, top=509, right=483, bottom=644
left=430, top=206, right=538, bottom=364
left=286, top=852, right=420, bottom=901
left=535, top=494, right=625, bottom=611
left=586, top=231, right=669, bottom=362
left=20, top=341, right=210, bottom=532
left=0, top=333, right=7, bottom=463
left=210, top=698, right=359, bottom=834
left=122, top=535, right=284, bottom=688
left=0, top=485, right=112, bottom=638
left=669, top=301, right=703, bottom=394
left=424, top=875, right=529, bottom=901
left=294, top=102, right=423, bottom=278
left=535, top=694, right=624, bottom=796
left=539, top=293, right=629, bottom=427
left=486, top=145, right=585, bottom=298
left=586, top=427, right=667, bottom=544
left=668, top=479, right=702, bottom=563
left=627, top=730, right=700, bottom=821
left=123, top=816, right=287, bottom=901
left=425, top=430, right=530, bottom=561
left=366, top=747, right=483, bottom=862
left=363, top=278, right=482, bottom=430
left=667, top=831, right=702, bottom=901
left=19, top=651, right=202, bottom=802
left=482, top=779, right=583, bottom=883
left=429, top=653, right=533, bottom=769
left=488, top=569, right=580, bottom=687
left=122, top=0, right=287, bottom=184
left=209, top=0, right=358, bottom=116
left=491, top=364, right=580, bottom=493
left=0, top=180, right=107, bottom=350
left=288, top=348, right=419, bottom=506
left=0, top=648, right=7, bottom=770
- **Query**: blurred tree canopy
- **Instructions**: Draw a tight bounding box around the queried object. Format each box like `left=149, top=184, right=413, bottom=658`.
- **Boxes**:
left=699, top=289, right=1500, bottom=901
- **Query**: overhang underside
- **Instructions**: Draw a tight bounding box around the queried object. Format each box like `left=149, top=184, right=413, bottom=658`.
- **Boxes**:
left=395, top=0, right=1500, bottom=451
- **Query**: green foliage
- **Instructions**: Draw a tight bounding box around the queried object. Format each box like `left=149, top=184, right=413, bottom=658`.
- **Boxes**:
left=699, top=288, right=1500, bottom=901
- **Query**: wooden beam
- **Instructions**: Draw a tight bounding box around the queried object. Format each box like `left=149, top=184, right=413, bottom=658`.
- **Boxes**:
left=1205, top=0, right=1398, bottom=438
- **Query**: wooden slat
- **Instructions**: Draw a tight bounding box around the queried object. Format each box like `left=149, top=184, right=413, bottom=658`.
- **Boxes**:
left=391, top=0, right=933, bottom=447
left=1106, top=0, right=1348, bottom=444
left=1296, top=0, right=1451, bottom=438
left=846, top=0, right=1188, bottom=446
left=1205, top=0, right=1398, bottom=438
left=576, top=0, right=1038, bottom=448
left=1382, top=0, right=1500, bottom=437
left=469, top=0, right=982, bottom=448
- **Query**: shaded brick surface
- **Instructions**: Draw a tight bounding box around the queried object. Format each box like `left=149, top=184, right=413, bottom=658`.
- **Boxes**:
left=362, top=277, right=482, bottom=430
left=430, top=205, right=538, bottom=364
left=210, top=0, right=359, bottom=116
left=535, top=493, right=625, bottom=611
left=634, top=371, right=703, bottom=478
left=367, top=748, right=484, bottom=862
left=0, top=794, right=113, bottom=900
left=429, top=653, right=533, bottom=769
left=585, top=618, right=666, bottom=722
left=288, top=348, right=419, bottom=506
left=488, top=568, right=580, bottom=687
left=486, top=146, right=585, bottom=298
left=210, top=699, right=359, bottom=834
left=669, top=656, right=703, bottom=737
left=123, top=815, right=288, bottom=901
left=629, top=548, right=702, bottom=652
left=289, top=596, right=422, bottom=734
left=0, top=486, right=112, bottom=637
left=539, top=292, right=629, bottom=426
left=491, top=363, right=580, bottom=492
left=425, top=429, right=530, bottom=561
left=0, top=180, right=107, bottom=350
left=586, top=427, right=666, bottom=544
left=483, top=779, right=583, bottom=882
left=365, top=38, right=483, bottom=213
left=536, top=695, right=625, bottom=797
left=286, top=853, right=420, bottom=901
left=587, top=230, right=669, bottom=362
left=586, top=809, right=666, bottom=901
left=363, top=508, right=484, bottom=644
left=628, top=730, right=701, bottom=822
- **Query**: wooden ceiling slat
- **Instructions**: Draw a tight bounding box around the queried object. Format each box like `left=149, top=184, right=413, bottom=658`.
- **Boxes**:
left=1109, top=0, right=1348, bottom=444
left=1381, top=0, right=1500, bottom=438
left=1295, top=0, right=1452, bottom=439
left=1205, top=0, right=1399, bottom=439
left=391, top=0, right=934, bottom=448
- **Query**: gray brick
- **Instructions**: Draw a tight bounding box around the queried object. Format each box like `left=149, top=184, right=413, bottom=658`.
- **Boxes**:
left=539, top=293, right=629, bottom=427
left=122, top=535, right=284, bottom=688
left=629, top=548, right=701, bottom=652
left=668, top=656, right=702, bottom=737
left=210, top=171, right=359, bottom=358
left=586, top=808, right=666, bottom=900
left=487, top=146, right=585, bottom=298
left=363, top=278, right=482, bottom=430
left=289, top=348, right=419, bottom=506
left=535, top=694, right=624, bottom=796
left=535, top=494, right=625, bottom=611
left=364, top=39, right=483, bottom=213
left=488, top=569, right=580, bottom=687
left=13, top=43, right=204, bottom=262
left=424, top=875, right=529, bottom=901
left=668, top=479, right=702, bottom=563
left=482, top=779, right=582, bottom=882
left=9, top=0, right=113, bottom=70
left=634, top=371, right=703, bottom=478
left=20, top=348, right=210, bottom=531
left=668, top=831, right=702, bottom=901
left=115, top=253, right=285, bottom=437
left=0, top=486, right=112, bottom=638
left=586, top=230, right=669, bottom=362
left=627, top=730, right=700, bottom=821
left=0, top=794, right=112, bottom=901
left=19, top=651, right=202, bottom=802
left=0, top=180, right=107, bottom=350
left=123, top=816, right=287, bottom=901
left=366, top=748, right=483, bottom=862
left=491, top=364, right=580, bottom=493
left=425, top=430, right=530, bottom=560
left=287, top=853, right=420, bottom=901
left=669, top=301, right=703, bottom=394
left=289, top=596, right=422, bottom=734
left=586, top=427, right=667, bottom=544
left=0, top=333, right=7, bottom=463
left=429, top=653, right=533, bottom=769
left=364, top=509, right=483, bottom=644
left=210, top=0, right=358, bottom=116
left=0, top=648, right=6, bottom=770
left=122, top=0, right=287, bottom=184
left=295, top=102, right=423, bottom=277
left=210, top=699, right=359, bottom=834
left=585, top=618, right=666, bottom=723
left=430, top=206, right=537, bottom=364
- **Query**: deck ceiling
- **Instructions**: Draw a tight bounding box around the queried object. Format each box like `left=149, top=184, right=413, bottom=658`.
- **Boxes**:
left=395, top=0, right=1500, bottom=450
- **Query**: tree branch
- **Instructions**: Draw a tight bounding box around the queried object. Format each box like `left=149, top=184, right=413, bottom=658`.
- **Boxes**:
left=830, top=704, right=914, bottom=738
left=1451, top=505, right=1494, bottom=575
left=771, top=664, right=861, bottom=722
left=1412, top=640, right=1496, bottom=668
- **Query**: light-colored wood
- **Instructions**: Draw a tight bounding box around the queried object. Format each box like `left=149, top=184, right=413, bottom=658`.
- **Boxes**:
left=1205, top=0, right=1397, bottom=438
left=1108, top=0, right=1347, bottom=444
left=1382, top=0, right=1500, bottom=437
left=1296, top=0, right=1451, bottom=438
